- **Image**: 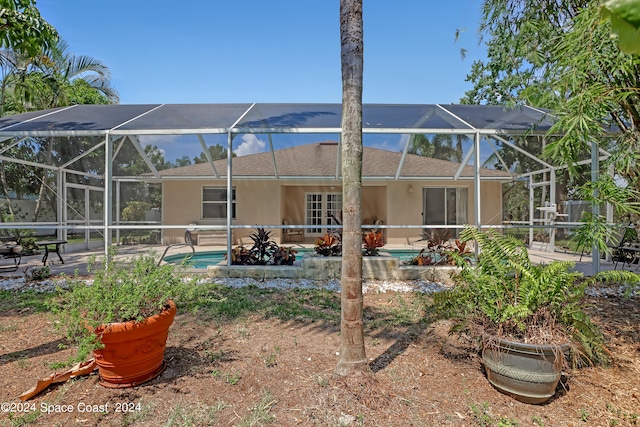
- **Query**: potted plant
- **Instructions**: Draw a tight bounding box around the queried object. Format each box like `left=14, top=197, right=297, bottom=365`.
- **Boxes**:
left=362, top=230, right=385, bottom=256
left=435, top=227, right=640, bottom=404
left=51, top=251, right=196, bottom=388
left=314, top=232, right=342, bottom=256
left=272, top=246, right=298, bottom=265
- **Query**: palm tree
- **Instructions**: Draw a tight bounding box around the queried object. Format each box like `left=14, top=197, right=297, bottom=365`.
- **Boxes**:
left=33, top=40, right=118, bottom=219
left=1, top=39, right=119, bottom=221
left=32, top=39, right=119, bottom=108
left=408, top=134, right=463, bottom=162
left=335, top=0, right=371, bottom=377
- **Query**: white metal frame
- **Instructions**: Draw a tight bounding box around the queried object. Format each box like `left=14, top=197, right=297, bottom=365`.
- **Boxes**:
left=0, top=103, right=612, bottom=272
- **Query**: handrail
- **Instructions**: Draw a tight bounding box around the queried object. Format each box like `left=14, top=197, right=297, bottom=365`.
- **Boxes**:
left=157, top=230, right=195, bottom=266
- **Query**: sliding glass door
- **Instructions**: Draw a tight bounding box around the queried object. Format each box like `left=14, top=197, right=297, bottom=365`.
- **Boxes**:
left=423, top=187, right=468, bottom=238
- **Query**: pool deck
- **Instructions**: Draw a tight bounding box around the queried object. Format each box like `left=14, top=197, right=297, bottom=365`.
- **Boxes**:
left=0, top=242, right=625, bottom=281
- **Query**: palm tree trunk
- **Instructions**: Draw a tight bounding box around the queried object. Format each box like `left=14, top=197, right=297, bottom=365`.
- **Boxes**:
left=335, top=0, right=371, bottom=377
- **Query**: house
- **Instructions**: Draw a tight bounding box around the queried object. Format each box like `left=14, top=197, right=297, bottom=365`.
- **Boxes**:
left=158, top=141, right=512, bottom=245
left=0, top=103, right=568, bottom=254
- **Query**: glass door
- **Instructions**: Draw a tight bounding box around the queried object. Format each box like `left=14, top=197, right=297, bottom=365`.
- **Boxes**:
left=423, top=187, right=468, bottom=239
left=305, top=192, right=342, bottom=237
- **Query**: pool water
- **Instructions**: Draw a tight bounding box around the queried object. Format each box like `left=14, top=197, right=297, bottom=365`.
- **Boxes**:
left=164, top=247, right=425, bottom=269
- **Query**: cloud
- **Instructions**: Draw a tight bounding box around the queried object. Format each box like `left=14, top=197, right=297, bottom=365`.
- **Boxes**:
left=138, top=134, right=200, bottom=162
left=367, top=136, right=406, bottom=152
left=235, top=134, right=266, bottom=157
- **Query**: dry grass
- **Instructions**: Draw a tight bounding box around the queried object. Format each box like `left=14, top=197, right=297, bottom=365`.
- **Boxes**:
left=0, top=288, right=638, bottom=426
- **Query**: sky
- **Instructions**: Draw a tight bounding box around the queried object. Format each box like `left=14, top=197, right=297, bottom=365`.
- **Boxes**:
left=36, top=1, right=489, bottom=161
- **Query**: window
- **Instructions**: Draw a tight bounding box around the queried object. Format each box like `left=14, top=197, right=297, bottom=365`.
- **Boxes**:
left=305, top=192, right=342, bottom=237
left=202, top=187, right=235, bottom=219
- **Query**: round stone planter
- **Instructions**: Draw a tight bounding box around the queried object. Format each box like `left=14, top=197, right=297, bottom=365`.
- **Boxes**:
left=482, top=335, right=569, bottom=404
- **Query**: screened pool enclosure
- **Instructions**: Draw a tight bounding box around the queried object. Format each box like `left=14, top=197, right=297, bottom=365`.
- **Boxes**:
left=0, top=103, right=611, bottom=268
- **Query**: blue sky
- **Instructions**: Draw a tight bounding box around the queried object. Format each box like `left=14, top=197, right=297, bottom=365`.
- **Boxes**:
left=37, top=1, right=488, bottom=161
left=38, top=1, right=486, bottom=104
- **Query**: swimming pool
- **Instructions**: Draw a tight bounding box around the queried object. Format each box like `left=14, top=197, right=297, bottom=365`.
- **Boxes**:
left=164, top=248, right=425, bottom=269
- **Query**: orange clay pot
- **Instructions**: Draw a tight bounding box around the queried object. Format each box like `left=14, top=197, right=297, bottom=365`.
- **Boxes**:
left=92, top=300, right=176, bottom=388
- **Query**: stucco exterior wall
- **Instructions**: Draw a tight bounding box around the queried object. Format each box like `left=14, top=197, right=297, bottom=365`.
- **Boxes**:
left=162, top=180, right=282, bottom=244
left=162, top=179, right=504, bottom=245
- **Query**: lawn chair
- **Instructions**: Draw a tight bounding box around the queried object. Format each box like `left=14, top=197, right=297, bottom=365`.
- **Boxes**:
left=282, top=219, right=304, bottom=243
left=608, top=224, right=636, bottom=269
left=0, top=239, right=23, bottom=272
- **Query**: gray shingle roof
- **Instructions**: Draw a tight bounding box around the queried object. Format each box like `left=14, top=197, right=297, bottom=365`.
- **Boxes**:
left=155, top=142, right=511, bottom=180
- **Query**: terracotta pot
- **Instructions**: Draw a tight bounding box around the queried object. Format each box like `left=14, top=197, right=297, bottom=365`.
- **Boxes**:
left=92, top=300, right=176, bottom=388
left=482, top=335, right=569, bottom=404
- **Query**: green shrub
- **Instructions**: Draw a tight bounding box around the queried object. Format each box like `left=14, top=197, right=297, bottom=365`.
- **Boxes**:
left=435, top=227, right=640, bottom=365
left=49, top=250, right=203, bottom=361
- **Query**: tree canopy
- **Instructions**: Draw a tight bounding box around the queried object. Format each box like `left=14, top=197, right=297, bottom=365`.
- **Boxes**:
left=601, top=0, right=640, bottom=54
left=0, top=0, right=57, bottom=57
left=465, top=0, right=640, bottom=253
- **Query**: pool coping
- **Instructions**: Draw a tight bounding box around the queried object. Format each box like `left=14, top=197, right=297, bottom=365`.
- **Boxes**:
left=206, top=253, right=459, bottom=284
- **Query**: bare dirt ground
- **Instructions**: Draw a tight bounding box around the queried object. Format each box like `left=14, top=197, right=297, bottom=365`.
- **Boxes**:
left=0, top=283, right=638, bottom=427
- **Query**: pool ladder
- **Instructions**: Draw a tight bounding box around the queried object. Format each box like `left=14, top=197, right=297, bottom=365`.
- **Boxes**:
left=157, top=229, right=195, bottom=266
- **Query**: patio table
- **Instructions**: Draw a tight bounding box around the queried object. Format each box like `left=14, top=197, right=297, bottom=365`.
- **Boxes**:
left=36, top=240, right=67, bottom=265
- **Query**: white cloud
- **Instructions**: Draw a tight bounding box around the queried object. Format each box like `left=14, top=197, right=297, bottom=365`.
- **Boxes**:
left=235, top=134, right=266, bottom=157
left=368, top=137, right=406, bottom=152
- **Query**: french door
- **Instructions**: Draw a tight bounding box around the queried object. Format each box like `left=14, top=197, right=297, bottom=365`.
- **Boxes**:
left=305, top=192, right=342, bottom=237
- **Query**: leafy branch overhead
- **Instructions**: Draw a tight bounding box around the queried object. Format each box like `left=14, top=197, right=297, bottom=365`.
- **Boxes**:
left=601, top=0, right=640, bottom=54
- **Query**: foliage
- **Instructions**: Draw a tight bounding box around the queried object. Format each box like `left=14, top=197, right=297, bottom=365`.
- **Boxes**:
left=434, top=227, right=640, bottom=365
left=228, top=228, right=296, bottom=266
left=467, top=0, right=640, bottom=266
left=362, top=230, right=384, bottom=256
left=248, top=228, right=279, bottom=265
left=229, top=246, right=253, bottom=265
left=120, top=201, right=153, bottom=245
left=37, top=38, right=119, bottom=106
left=462, top=0, right=581, bottom=107
left=193, top=144, right=235, bottom=163
left=0, top=0, right=58, bottom=56
left=571, top=212, right=610, bottom=257
left=421, top=228, right=452, bottom=247
left=407, top=134, right=464, bottom=162
left=272, top=246, right=297, bottom=265
left=569, top=176, right=640, bottom=255
left=601, top=0, right=640, bottom=54
left=0, top=36, right=118, bottom=223
left=314, top=232, right=342, bottom=256
left=49, top=250, right=199, bottom=361
left=404, top=235, right=473, bottom=266
left=121, top=200, right=150, bottom=222
left=26, top=265, right=50, bottom=281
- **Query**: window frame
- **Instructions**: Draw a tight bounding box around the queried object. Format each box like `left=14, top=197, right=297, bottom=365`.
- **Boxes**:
left=202, top=186, right=236, bottom=220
